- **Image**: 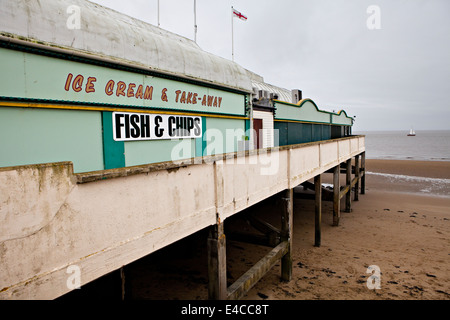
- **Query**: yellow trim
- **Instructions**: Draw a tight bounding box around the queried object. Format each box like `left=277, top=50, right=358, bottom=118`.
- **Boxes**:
left=0, top=101, right=249, bottom=120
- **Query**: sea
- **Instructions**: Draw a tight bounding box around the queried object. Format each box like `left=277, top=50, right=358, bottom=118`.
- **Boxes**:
left=354, top=130, right=450, bottom=162
left=353, top=130, right=450, bottom=198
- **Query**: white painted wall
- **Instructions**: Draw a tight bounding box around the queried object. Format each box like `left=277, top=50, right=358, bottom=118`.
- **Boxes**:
left=253, top=110, right=274, bottom=148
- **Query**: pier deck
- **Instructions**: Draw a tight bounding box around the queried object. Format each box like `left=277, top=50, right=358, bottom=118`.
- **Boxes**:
left=0, top=135, right=365, bottom=299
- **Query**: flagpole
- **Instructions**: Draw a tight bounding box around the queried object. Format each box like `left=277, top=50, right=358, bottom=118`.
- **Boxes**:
left=194, top=0, right=197, bottom=43
left=231, top=6, right=234, bottom=61
left=157, top=0, right=160, bottom=27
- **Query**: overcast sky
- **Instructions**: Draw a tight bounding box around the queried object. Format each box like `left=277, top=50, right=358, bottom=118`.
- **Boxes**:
left=90, top=0, right=450, bottom=132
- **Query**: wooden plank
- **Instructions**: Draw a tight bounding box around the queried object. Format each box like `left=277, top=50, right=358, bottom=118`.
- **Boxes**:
left=314, top=174, right=322, bottom=247
left=339, top=176, right=360, bottom=200
left=300, top=180, right=315, bottom=191
left=227, top=232, right=280, bottom=247
left=246, top=214, right=280, bottom=237
left=227, top=241, right=289, bottom=300
left=299, top=181, right=334, bottom=201
left=339, top=185, right=350, bottom=200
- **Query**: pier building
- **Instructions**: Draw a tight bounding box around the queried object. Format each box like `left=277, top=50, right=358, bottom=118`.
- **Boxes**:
left=0, top=0, right=365, bottom=299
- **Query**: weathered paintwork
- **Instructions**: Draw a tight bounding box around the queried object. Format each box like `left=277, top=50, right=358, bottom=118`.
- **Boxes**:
left=0, top=0, right=252, bottom=92
left=0, top=136, right=364, bottom=299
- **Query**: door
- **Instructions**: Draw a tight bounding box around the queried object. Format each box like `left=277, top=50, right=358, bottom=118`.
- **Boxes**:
left=253, top=118, right=263, bottom=149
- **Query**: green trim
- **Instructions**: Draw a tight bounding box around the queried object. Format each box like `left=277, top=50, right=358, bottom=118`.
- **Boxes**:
left=195, top=117, right=207, bottom=158
left=102, top=111, right=125, bottom=170
left=201, top=117, right=207, bottom=156
left=245, top=119, right=251, bottom=134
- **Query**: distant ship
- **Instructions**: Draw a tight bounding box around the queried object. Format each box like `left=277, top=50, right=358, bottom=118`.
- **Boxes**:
left=407, top=128, right=416, bottom=136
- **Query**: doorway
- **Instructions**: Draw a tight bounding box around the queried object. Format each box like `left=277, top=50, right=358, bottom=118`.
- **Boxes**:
left=253, top=118, right=263, bottom=149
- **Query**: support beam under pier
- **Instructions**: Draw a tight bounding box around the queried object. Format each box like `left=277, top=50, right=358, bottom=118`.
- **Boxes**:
left=355, top=154, right=360, bottom=201
left=210, top=189, right=294, bottom=300
left=207, top=222, right=227, bottom=300
left=361, top=152, right=366, bottom=195
left=345, top=158, right=352, bottom=212
left=333, top=165, right=340, bottom=226
left=280, top=188, right=293, bottom=282
left=314, top=174, right=322, bottom=247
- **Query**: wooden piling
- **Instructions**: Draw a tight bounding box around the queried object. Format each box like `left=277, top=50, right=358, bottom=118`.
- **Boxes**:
left=281, top=188, right=293, bottom=282
left=333, top=165, right=340, bottom=226
left=354, top=155, right=360, bottom=201
left=345, top=159, right=352, bottom=212
left=120, top=267, right=125, bottom=300
left=207, top=222, right=227, bottom=300
left=314, top=174, right=322, bottom=247
left=361, top=152, right=366, bottom=195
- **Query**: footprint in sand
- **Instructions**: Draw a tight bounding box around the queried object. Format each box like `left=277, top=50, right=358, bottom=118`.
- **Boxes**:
left=345, top=266, right=357, bottom=275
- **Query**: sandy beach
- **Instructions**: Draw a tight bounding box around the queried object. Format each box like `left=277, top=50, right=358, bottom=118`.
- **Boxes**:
left=68, top=159, right=450, bottom=301
left=241, top=159, right=450, bottom=300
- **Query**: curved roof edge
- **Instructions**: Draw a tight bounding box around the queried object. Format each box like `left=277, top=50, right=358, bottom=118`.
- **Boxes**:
left=0, top=0, right=252, bottom=92
left=274, top=98, right=354, bottom=125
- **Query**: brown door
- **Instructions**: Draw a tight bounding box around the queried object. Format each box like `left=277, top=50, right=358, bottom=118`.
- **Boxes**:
left=253, top=119, right=263, bottom=149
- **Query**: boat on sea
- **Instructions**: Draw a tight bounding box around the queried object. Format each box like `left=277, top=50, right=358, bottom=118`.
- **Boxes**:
left=407, top=128, right=416, bottom=136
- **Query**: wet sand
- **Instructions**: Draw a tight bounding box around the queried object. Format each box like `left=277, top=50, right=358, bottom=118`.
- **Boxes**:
left=71, top=160, right=450, bottom=300
left=366, top=159, right=450, bottom=179
left=241, top=159, right=450, bottom=300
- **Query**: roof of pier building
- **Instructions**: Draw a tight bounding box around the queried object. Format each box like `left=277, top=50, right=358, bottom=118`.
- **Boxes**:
left=0, top=0, right=253, bottom=93
left=0, top=0, right=353, bottom=125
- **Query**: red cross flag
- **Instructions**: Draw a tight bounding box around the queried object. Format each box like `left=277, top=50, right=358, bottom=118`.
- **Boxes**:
left=232, top=8, right=247, bottom=21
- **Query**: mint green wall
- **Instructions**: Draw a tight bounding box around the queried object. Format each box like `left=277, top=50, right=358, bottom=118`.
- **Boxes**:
left=124, top=139, right=196, bottom=166
left=124, top=117, right=245, bottom=163
left=0, top=107, right=104, bottom=173
left=0, top=47, right=246, bottom=117
left=274, top=100, right=353, bottom=126
left=204, top=118, right=246, bottom=156
left=332, top=112, right=353, bottom=125
left=276, top=101, right=330, bottom=123
left=0, top=107, right=245, bottom=172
